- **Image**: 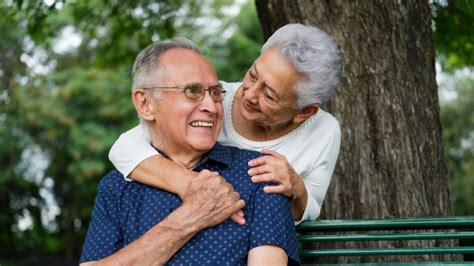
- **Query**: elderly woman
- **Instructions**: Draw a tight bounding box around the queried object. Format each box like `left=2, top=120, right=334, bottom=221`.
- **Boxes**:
left=109, top=23, right=342, bottom=222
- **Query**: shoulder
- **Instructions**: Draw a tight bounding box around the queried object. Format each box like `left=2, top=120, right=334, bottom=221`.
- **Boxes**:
left=220, top=81, right=241, bottom=94
left=214, top=143, right=261, bottom=163
left=303, top=109, right=341, bottom=143
left=97, top=169, right=129, bottom=195
left=316, top=109, right=340, bottom=132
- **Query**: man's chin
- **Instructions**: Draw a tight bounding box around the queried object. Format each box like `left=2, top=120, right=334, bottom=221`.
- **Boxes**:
left=191, top=142, right=216, bottom=152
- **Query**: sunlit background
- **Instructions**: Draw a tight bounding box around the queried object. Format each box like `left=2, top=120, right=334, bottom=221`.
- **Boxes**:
left=0, top=0, right=472, bottom=264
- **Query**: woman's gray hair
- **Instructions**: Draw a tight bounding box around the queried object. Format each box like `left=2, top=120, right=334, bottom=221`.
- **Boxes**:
left=132, top=37, right=201, bottom=93
left=261, top=24, right=342, bottom=108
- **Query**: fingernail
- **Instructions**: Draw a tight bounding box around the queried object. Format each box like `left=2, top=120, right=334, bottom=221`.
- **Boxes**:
left=251, top=177, right=257, bottom=182
left=247, top=169, right=253, bottom=175
left=248, top=161, right=254, bottom=166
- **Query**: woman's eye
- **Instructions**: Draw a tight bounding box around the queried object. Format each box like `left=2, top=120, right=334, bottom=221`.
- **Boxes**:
left=264, top=91, right=275, bottom=101
left=248, top=71, right=257, bottom=81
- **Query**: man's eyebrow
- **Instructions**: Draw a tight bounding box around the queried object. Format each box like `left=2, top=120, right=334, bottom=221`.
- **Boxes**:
left=210, top=82, right=223, bottom=88
left=254, top=64, right=278, bottom=97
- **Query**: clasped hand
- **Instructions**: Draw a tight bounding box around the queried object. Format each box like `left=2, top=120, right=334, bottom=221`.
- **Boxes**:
left=247, top=149, right=301, bottom=199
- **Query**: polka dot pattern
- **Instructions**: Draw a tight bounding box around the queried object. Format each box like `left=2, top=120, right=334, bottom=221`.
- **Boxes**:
left=80, top=143, right=299, bottom=265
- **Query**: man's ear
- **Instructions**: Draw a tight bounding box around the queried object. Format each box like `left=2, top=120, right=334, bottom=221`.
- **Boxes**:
left=132, top=89, right=155, bottom=121
left=293, top=103, right=319, bottom=124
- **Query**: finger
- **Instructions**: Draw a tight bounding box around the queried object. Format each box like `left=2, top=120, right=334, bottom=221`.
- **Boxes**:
left=261, top=149, right=284, bottom=158
left=232, top=191, right=241, bottom=201
left=247, top=155, right=273, bottom=167
left=197, top=169, right=219, bottom=179
left=251, top=173, right=277, bottom=183
left=230, top=212, right=245, bottom=225
left=263, top=184, right=288, bottom=195
left=236, top=199, right=245, bottom=209
left=212, top=175, right=232, bottom=189
left=248, top=164, right=273, bottom=176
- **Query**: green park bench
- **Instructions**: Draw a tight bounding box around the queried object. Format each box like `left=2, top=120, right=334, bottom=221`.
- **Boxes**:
left=296, top=216, right=474, bottom=265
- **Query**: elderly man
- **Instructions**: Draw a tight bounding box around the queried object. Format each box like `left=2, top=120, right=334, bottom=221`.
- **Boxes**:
left=79, top=39, right=299, bottom=265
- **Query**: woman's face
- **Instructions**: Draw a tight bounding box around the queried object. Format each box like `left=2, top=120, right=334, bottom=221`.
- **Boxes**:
left=239, top=47, right=302, bottom=129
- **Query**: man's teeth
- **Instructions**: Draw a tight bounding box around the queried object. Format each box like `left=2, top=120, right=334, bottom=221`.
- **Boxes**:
left=191, top=121, right=213, bottom=127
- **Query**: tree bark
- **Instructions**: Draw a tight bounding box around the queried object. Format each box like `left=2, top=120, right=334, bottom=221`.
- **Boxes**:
left=256, top=0, right=456, bottom=263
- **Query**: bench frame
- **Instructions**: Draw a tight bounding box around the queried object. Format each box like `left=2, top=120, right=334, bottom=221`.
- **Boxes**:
left=296, top=216, right=474, bottom=264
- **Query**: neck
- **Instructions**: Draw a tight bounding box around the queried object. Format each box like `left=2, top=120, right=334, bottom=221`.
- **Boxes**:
left=148, top=126, right=203, bottom=169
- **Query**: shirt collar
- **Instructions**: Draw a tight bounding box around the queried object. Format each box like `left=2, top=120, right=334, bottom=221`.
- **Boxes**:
left=153, top=142, right=232, bottom=170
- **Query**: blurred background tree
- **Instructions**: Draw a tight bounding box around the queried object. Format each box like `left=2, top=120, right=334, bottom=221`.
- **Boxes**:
left=0, top=0, right=471, bottom=264
left=432, top=0, right=474, bottom=216
left=0, top=0, right=262, bottom=264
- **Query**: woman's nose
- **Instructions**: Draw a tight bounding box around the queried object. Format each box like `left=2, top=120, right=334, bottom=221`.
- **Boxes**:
left=243, top=83, right=260, bottom=104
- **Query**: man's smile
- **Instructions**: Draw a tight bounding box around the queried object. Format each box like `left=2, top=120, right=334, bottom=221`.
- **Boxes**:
left=190, top=120, right=214, bottom=128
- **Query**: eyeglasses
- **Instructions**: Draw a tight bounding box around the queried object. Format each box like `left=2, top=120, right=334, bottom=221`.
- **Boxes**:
left=143, top=83, right=226, bottom=102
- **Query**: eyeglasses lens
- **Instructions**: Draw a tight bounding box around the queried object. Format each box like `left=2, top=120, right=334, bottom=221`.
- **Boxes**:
left=184, top=85, right=224, bottom=102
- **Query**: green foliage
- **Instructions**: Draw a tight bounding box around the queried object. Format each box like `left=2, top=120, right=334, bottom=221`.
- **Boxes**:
left=11, top=66, right=136, bottom=257
left=0, top=1, right=44, bottom=258
left=211, top=2, right=263, bottom=81
left=1, top=0, right=263, bottom=261
left=432, top=0, right=474, bottom=70
left=440, top=77, right=474, bottom=215
left=433, top=0, right=474, bottom=217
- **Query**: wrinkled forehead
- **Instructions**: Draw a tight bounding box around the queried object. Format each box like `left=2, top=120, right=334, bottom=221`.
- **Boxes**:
left=253, top=47, right=302, bottom=94
left=156, top=48, right=219, bottom=86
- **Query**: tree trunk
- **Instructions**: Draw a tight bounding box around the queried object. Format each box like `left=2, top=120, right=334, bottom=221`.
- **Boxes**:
left=256, top=0, right=456, bottom=263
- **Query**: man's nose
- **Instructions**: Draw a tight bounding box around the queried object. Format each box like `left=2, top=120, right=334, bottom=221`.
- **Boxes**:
left=199, top=92, right=218, bottom=114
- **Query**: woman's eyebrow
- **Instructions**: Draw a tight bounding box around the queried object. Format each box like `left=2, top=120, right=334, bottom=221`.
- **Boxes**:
left=254, top=63, right=278, bottom=96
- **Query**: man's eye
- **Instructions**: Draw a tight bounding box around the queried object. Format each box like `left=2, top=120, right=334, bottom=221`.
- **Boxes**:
left=185, top=85, right=202, bottom=94
left=209, top=88, right=221, bottom=96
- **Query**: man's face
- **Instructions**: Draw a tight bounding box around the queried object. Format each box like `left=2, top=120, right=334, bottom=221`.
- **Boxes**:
left=148, top=48, right=223, bottom=156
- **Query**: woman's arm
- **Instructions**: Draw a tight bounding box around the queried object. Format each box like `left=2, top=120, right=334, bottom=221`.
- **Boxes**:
left=130, top=155, right=195, bottom=198
left=109, top=124, right=245, bottom=224
left=109, top=124, right=192, bottom=197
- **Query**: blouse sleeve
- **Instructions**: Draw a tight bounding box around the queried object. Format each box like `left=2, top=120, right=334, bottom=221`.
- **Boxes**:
left=296, top=122, right=341, bottom=223
left=108, top=123, right=160, bottom=180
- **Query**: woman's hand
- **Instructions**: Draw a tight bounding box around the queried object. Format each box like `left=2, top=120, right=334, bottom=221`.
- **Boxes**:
left=248, top=150, right=308, bottom=220
left=247, top=150, right=302, bottom=198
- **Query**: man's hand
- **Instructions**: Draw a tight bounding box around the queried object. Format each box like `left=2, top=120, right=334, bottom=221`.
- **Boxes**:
left=181, top=170, right=246, bottom=230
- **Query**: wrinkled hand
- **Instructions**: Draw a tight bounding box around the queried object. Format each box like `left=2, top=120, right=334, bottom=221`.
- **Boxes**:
left=247, top=150, right=301, bottom=198
left=181, top=170, right=245, bottom=229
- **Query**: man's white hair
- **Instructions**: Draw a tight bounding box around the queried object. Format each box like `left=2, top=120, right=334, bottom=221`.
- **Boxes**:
left=131, top=37, right=201, bottom=98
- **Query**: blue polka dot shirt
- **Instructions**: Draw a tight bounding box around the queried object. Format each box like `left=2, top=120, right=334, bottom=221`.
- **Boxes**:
left=80, top=143, right=299, bottom=265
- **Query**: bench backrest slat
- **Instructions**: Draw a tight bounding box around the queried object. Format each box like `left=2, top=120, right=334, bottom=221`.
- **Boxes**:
left=296, top=216, right=474, bottom=231
left=299, top=246, right=474, bottom=257
left=297, top=231, right=474, bottom=242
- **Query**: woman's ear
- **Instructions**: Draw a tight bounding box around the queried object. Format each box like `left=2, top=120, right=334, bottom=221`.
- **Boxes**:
left=293, top=103, right=319, bottom=124
left=132, top=89, right=155, bottom=121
